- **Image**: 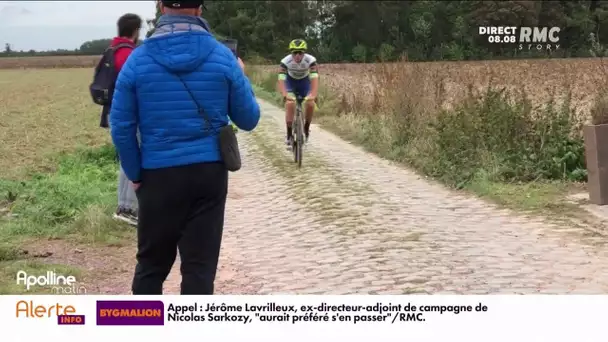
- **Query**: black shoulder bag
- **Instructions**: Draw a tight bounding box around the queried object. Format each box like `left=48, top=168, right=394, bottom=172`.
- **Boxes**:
left=173, top=74, right=242, bottom=172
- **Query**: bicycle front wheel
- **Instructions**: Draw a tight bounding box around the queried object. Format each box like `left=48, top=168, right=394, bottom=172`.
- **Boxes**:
left=295, top=110, right=304, bottom=168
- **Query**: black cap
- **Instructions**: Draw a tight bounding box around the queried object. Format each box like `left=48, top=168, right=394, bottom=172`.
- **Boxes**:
left=161, top=1, right=205, bottom=9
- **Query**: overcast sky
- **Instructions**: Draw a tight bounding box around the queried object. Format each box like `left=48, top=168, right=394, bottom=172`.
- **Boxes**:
left=0, top=1, right=156, bottom=51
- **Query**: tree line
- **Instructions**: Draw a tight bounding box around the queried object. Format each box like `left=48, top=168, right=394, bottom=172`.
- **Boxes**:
left=1, top=39, right=114, bottom=57
left=196, top=0, right=608, bottom=62
left=0, top=38, right=149, bottom=57
left=5, top=1, right=608, bottom=61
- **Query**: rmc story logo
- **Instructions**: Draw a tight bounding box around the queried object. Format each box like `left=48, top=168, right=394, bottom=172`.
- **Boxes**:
left=478, top=26, right=561, bottom=51
left=16, top=270, right=86, bottom=294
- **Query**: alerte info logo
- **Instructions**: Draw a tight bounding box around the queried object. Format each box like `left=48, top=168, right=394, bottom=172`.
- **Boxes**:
left=96, top=300, right=164, bottom=325
left=15, top=300, right=85, bottom=325
left=478, top=26, right=561, bottom=51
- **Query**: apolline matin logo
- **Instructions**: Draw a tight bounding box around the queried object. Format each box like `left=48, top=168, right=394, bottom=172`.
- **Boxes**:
left=16, top=270, right=86, bottom=294
left=478, top=26, right=561, bottom=51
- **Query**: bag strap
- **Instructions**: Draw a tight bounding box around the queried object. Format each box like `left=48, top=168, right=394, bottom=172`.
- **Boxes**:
left=174, top=73, right=220, bottom=135
left=112, top=42, right=134, bottom=51
left=158, top=45, right=231, bottom=135
left=102, top=43, right=134, bottom=75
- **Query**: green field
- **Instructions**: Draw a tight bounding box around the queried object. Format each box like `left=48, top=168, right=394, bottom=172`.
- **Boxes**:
left=0, top=69, right=134, bottom=294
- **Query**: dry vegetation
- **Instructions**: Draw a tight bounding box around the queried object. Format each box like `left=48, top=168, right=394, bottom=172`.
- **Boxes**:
left=255, top=58, right=608, bottom=119
left=0, top=55, right=100, bottom=69
left=0, top=69, right=110, bottom=179
left=4, top=55, right=608, bottom=116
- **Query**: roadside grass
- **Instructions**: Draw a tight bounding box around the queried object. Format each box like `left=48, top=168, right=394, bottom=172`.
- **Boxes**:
left=0, top=68, right=131, bottom=294
left=0, top=144, right=129, bottom=245
left=248, top=64, right=587, bottom=217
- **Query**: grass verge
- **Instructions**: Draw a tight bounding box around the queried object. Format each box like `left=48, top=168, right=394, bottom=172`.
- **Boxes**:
left=0, top=144, right=131, bottom=293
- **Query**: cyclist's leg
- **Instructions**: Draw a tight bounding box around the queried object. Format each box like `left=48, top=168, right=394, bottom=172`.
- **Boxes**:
left=284, top=77, right=296, bottom=146
left=299, top=79, right=313, bottom=139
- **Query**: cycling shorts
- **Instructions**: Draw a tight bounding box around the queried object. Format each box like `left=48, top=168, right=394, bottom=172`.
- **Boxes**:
left=285, top=76, right=311, bottom=98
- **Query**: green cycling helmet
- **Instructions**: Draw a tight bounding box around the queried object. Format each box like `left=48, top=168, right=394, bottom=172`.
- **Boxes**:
left=288, top=39, right=307, bottom=51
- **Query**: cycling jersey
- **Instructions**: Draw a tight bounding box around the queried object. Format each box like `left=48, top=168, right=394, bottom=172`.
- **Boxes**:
left=279, top=53, right=318, bottom=80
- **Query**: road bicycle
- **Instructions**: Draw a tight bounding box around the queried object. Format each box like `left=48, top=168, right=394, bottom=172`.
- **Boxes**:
left=284, top=95, right=319, bottom=168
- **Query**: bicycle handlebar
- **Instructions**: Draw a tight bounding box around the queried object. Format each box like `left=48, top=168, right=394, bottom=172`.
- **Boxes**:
left=282, top=95, right=320, bottom=108
left=283, top=95, right=307, bottom=103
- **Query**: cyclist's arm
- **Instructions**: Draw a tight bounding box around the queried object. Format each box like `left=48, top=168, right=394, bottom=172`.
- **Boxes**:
left=277, top=63, right=289, bottom=98
left=308, top=62, right=319, bottom=98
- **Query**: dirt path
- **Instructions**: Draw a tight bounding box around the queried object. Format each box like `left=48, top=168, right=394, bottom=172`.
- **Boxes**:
left=44, top=98, right=608, bottom=294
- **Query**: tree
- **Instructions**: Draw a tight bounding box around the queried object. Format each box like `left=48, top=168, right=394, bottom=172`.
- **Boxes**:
left=79, top=39, right=112, bottom=55
left=138, top=0, right=608, bottom=62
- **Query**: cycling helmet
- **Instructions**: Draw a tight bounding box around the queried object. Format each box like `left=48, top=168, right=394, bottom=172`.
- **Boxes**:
left=289, top=39, right=307, bottom=51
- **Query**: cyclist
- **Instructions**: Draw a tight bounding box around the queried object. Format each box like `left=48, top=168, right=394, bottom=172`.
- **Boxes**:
left=277, top=39, right=319, bottom=148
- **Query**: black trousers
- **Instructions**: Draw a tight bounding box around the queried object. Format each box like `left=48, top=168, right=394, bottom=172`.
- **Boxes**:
left=132, top=162, right=228, bottom=295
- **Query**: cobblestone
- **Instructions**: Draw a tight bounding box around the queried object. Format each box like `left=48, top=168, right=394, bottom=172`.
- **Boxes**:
left=163, top=99, right=608, bottom=295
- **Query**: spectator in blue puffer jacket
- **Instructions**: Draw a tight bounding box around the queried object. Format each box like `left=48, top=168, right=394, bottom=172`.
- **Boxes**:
left=109, top=0, right=260, bottom=295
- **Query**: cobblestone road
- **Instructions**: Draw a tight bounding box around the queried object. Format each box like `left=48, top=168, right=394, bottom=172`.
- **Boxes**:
left=165, top=99, right=608, bottom=294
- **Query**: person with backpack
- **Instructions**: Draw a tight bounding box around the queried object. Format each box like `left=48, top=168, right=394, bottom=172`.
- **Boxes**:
left=109, top=0, right=259, bottom=295
left=90, top=13, right=143, bottom=227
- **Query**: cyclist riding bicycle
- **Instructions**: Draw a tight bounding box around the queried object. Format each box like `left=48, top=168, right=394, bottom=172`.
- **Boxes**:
left=277, top=39, right=319, bottom=148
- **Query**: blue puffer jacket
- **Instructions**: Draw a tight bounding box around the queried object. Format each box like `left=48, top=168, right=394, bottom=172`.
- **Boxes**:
left=109, top=15, right=260, bottom=182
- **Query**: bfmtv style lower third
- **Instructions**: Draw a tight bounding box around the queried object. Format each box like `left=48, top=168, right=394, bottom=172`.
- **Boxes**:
left=2, top=295, right=608, bottom=342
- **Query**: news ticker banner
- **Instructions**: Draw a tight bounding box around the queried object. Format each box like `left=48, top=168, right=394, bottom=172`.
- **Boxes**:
left=1, top=295, right=605, bottom=341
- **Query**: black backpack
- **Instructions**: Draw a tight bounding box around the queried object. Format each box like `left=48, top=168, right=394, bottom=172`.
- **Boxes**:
left=89, top=43, right=133, bottom=106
